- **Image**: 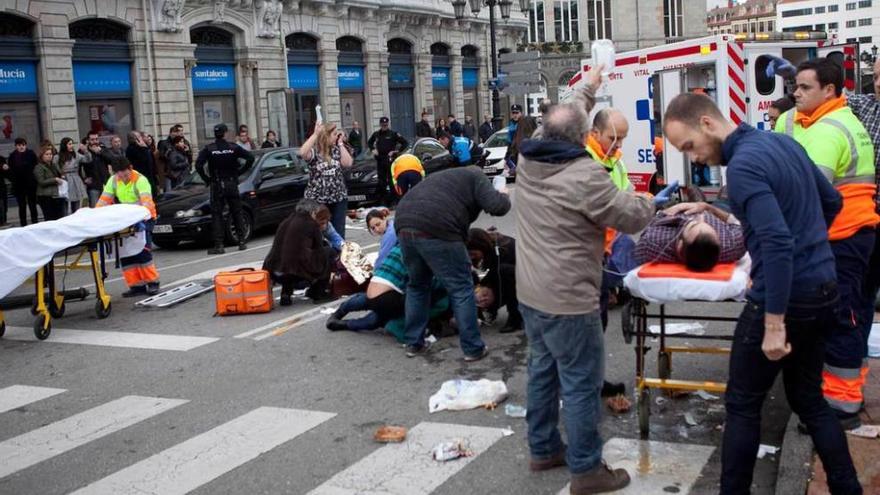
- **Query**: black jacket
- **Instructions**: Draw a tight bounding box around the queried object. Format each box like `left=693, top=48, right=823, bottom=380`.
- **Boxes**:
left=348, top=130, right=363, bottom=154
left=415, top=121, right=433, bottom=138
left=126, top=143, right=156, bottom=184
left=479, top=121, right=495, bottom=143
left=83, top=145, right=110, bottom=191
left=6, top=149, right=38, bottom=194
left=195, top=139, right=255, bottom=182
left=167, top=148, right=191, bottom=179
left=367, top=129, right=408, bottom=157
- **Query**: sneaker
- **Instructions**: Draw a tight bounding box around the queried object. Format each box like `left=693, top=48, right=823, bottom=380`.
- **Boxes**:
left=238, top=243, right=247, bottom=251
left=280, top=294, right=292, bottom=306
left=570, top=461, right=631, bottom=495
left=146, top=283, right=160, bottom=296
left=530, top=445, right=567, bottom=472
left=405, top=340, right=433, bottom=358
left=326, top=318, right=348, bottom=331
left=207, top=246, right=225, bottom=255
left=463, top=346, right=490, bottom=362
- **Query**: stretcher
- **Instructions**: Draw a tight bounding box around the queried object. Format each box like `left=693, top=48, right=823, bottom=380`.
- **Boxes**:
left=0, top=205, right=151, bottom=340
left=622, top=255, right=751, bottom=437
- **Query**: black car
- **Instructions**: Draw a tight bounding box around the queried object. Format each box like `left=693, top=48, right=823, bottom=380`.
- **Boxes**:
left=405, top=137, right=456, bottom=174
left=152, top=147, right=378, bottom=248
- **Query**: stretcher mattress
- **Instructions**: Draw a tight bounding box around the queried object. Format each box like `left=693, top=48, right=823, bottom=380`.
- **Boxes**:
left=623, top=255, right=751, bottom=303
left=0, top=205, right=150, bottom=299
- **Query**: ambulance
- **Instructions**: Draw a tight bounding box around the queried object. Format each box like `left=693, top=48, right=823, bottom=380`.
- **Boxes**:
left=563, top=32, right=860, bottom=193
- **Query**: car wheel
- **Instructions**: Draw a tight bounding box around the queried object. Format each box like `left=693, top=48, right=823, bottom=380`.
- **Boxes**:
left=153, top=238, right=180, bottom=249
left=225, top=210, right=253, bottom=245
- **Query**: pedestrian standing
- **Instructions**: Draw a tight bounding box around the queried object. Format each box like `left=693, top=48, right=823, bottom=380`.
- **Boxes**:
left=505, top=104, right=537, bottom=175
left=235, top=125, right=256, bottom=150
left=82, top=131, right=108, bottom=207
left=55, top=137, right=91, bottom=215
left=195, top=123, right=255, bottom=255
left=7, top=138, right=39, bottom=226
left=367, top=116, right=408, bottom=206
left=394, top=166, right=510, bottom=360
left=463, top=115, right=477, bottom=141
left=416, top=112, right=433, bottom=138
left=299, top=122, right=353, bottom=238
left=33, top=145, right=65, bottom=221
left=447, top=114, right=464, bottom=137
left=348, top=121, right=363, bottom=157
left=479, top=114, right=495, bottom=143
left=143, top=133, right=164, bottom=195
left=165, top=136, right=191, bottom=191
left=125, top=131, right=158, bottom=200
left=435, top=118, right=450, bottom=138
left=0, top=154, right=8, bottom=226
left=261, top=130, right=282, bottom=149
left=515, top=66, right=657, bottom=494
left=664, top=92, right=862, bottom=495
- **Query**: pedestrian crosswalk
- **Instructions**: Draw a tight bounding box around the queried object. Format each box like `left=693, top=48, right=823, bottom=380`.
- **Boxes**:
left=0, top=384, right=717, bottom=494
left=4, top=327, right=218, bottom=351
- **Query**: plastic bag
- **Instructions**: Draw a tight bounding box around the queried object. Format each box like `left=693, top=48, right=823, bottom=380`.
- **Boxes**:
left=428, top=379, right=508, bottom=413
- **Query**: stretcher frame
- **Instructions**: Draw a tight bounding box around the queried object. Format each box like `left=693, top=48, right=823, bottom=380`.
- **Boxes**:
left=622, top=296, right=738, bottom=437
left=0, top=228, right=134, bottom=341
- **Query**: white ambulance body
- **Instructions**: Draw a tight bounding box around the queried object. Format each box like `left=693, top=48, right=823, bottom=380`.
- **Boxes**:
left=563, top=33, right=859, bottom=192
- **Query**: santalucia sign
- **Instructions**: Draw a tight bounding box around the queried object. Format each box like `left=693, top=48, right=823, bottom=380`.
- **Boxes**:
left=0, top=68, right=27, bottom=81
left=194, top=69, right=229, bottom=81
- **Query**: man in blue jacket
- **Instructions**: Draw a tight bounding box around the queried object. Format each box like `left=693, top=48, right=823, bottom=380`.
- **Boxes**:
left=663, top=93, right=862, bottom=495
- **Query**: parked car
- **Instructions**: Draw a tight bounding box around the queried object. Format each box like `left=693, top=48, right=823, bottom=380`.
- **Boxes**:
left=477, top=130, right=509, bottom=176
left=404, top=137, right=456, bottom=174
left=152, top=147, right=378, bottom=248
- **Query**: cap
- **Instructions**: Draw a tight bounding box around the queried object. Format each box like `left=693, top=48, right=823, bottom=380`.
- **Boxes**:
left=213, top=123, right=228, bottom=136
left=510, top=104, right=523, bottom=113
left=379, top=116, right=390, bottom=124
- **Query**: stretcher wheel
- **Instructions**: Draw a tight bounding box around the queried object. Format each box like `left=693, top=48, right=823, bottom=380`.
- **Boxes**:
left=49, top=300, right=65, bottom=319
left=0, top=320, right=5, bottom=338
left=638, top=388, right=650, bottom=438
left=33, top=314, right=51, bottom=340
left=95, top=300, right=111, bottom=319
left=658, top=351, right=671, bottom=380
left=621, top=299, right=635, bottom=345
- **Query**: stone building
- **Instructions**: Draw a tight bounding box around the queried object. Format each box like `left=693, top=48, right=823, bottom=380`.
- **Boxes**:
left=707, top=0, right=778, bottom=36
left=0, top=0, right=527, bottom=154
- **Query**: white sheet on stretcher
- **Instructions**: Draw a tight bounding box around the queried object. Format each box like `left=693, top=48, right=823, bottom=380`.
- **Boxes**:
left=0, top=205, right=150, bottom=299
left=623, top=254, right=751, bottom=304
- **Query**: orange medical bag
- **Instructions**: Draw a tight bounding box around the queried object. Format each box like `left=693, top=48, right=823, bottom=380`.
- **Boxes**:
left=214, top=268, right=274, bottom=316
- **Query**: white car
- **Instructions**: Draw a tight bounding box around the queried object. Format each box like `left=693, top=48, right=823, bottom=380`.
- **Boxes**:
left=478, top=130, right=509, bottom=177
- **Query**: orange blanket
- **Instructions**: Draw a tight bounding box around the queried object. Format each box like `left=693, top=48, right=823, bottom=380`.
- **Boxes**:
left=637, top=262, right=737, bottom=281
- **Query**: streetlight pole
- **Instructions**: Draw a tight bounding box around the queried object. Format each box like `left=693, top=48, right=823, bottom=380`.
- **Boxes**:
left=488, top=0, right=502, bottom=129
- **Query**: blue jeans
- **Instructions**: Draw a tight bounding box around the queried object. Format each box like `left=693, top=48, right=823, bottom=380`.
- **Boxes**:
left=399, top=233, right=485, bottom=356
left=337, top=292, right=381, bottom=331
left=325, top=200, right=348, bottom=240
left=521, top=304, right=604, bottom=474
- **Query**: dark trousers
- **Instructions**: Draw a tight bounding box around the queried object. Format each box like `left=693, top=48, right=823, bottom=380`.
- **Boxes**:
left=337, top=290, right=404, bottom=331
left=375, top=156, right=392, bottom=205
left=15, top=189, right=39, bottom=226
left=720, top=285, right=861, bottom=495
left=325, top=200, right=348, bottom=240
left=37, top=196, right=65, bottom=221
left=272, top=245, right=336, bottom=298
left=0, top=181, right=7, bottom=224
left=494, top=263, right=522, bottom=327
left=210, top=178, right=245, bottom=245
left=860, top=224, right=880, bottom=351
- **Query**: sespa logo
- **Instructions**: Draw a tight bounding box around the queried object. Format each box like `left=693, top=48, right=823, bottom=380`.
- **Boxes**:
left=194, top=69, right=229, bottom=79
left=0, top=68, right=27, bottom=80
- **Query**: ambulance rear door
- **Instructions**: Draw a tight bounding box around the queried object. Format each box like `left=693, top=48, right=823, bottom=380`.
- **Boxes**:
left=653, top=68, right=687, bottom=188
left=818, top=42, right=861, bottom=93
left=743, top=44, right=785, bottom=130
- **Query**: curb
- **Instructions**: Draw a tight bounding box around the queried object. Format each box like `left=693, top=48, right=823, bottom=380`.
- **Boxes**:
left=775, top=413, right=814, bottom=495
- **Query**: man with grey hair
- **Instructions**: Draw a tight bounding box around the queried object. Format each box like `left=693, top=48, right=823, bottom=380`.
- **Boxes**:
left=514, top=66, right=666, bottom=494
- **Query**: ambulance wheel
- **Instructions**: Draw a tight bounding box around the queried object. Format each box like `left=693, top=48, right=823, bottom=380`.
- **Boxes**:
left=33, top=314, right=51, bottom=340
left=95, top=300, right=111, bottom=319
left=49, top=299, right=65, bottom=319
left=621, top=300, right=635, bottom=345
left=0, top=320, right=5, bottom=338
left=638, top=389, right=650, bottom=438
left=658, top=352, right=671, bottom=380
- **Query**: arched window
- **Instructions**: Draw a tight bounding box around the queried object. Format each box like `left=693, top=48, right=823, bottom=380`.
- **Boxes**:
left=286, top=32, right=318, bottom=51
left=558, top=70, right=578, bottom=86
left=388, top=38, right=412, bottom=54
left=461, top=45, right=479, bottom=58
left=69, top=19, right=129, bottom=43
left=430, top=43, right=450, bottom=56
left=336, top=36, right=363, bottom=53
left=191, top=26, right=234, bottom=47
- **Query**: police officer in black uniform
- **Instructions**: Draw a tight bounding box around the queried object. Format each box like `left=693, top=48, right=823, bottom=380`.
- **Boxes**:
left=367, top=116, right=408, bottom=205
left=195, top=123, right=255, bottom=255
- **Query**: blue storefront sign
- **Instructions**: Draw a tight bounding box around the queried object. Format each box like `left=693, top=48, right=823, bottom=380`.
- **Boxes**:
left=191, top=63, right=236, bottom=92
left=463, top=68, right=478, bottom=89
left=0, top=61, right=37, bottom=96
left=432, top=67, right=450, bottom=89
left=288, top=65, right=319, bottom=91
left=73, top=61, right=132, bottom=95
left=389, top=65, right=413, bottom=86
left=337, top=65, right=364, bottom=91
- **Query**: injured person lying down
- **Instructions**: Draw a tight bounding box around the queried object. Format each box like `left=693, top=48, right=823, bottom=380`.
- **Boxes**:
left=633, top=201, right=746, bottom=272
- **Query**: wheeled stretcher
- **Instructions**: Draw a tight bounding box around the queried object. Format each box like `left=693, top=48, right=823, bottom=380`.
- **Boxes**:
left=621, top=255, right=751, bottom=437
left=0, top=205, right=150, bottom=340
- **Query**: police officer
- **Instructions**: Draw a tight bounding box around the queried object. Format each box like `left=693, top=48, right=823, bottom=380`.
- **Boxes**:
left=195, top=123, right=255, bottom=255
left=367, top=116, right=408, bottom=205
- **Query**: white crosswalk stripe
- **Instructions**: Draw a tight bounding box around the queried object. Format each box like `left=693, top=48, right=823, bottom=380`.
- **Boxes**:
left=0, top=395, right=187, bottom=479
left=307, top=422, right=509, bottom=495
left=4, top=327, right=218, bottom=351
left=0, top=385, right=66, bottom=414
left=72, top=407, right=335, bottom=495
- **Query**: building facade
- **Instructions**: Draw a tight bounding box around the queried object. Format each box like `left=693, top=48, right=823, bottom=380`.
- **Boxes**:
left=707, top=0, right=778, bottom=35
left=0, top=0, right=527, bottom=154
left=776, top=0, right=877, bottom=45
left=517, top=0, right=707, bottom=114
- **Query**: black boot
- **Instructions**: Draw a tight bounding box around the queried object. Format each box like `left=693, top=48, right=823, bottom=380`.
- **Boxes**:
left=208, top=244, right=225, bottom=255
left=326, top=317, right=348, bottom=331
left=601, top=381, right=626, bottom=398
left=280, top=293, right=293, bottom=306
left=238, top=241, right=247, bottom=251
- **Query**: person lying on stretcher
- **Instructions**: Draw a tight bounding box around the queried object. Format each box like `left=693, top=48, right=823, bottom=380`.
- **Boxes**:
left=633, top=201, right=747, bottom=272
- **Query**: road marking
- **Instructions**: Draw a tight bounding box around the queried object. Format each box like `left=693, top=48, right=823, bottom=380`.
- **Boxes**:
left=0, top=385, right=66, bottom=414
left=71, top=407, right=335, bottom=495
left=0, top=395, right=187, bottom=479
left=556, top=438, right=716, bottom=495
left=254, top=312, right=327, bottom=340
left=307, top=422, right=508, bottom=495
left=5, top=328, right=218, bottom=351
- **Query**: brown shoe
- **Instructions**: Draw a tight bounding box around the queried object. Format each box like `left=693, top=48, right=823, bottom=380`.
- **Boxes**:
left=570, top=461, right=631, bottom=494
left=529, top=445, right=567, bottom=472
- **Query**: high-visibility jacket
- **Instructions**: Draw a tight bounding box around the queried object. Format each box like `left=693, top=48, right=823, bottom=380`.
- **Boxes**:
left=784, top=106, right=878, bottom=240
left=96, top=170, right=156, bottom=219
left=775, top=108, right=807, bottom=140
left=587, top=136, right=633, bottom=254
left=390, top=153, right=425, bottom=187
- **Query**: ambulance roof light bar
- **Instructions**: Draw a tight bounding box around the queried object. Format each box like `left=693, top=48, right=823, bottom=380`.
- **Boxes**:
left=732, top=31, right=828, bottom=42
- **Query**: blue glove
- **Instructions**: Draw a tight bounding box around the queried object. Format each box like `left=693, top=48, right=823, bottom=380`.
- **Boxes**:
left=653, top=180, right=680, bottom=207
left=765, top=55, right=796, bottom=79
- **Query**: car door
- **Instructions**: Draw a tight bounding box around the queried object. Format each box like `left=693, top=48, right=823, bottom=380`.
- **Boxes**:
left=254, top=150, right=300, bottom=223
left=412, top=138, right=453, bottom=175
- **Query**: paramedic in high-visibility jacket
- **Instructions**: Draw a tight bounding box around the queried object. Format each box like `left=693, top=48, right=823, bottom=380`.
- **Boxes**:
left=780, top=58, right=878, bottom=430
left=96, top=155, right=161, bottom=297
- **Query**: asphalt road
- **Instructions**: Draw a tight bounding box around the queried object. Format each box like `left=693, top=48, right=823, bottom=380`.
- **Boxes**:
left=0, top=186, right=792, bottom=494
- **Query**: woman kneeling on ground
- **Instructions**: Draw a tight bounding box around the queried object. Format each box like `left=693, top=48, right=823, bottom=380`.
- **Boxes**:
left=263, top=199, right=337, bottom=305
left=467, top=227, right=522, bottom=333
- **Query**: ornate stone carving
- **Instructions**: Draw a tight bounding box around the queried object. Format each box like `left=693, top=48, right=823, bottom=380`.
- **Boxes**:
left=154, top=0, right=184, bottom=32
left=256, top=0, right=283, bottom=38
left=240, top=60, right=258, bottom=76
left=184, top=58, right=198, bottom=72
left=212, top=0, right=229, bottom=23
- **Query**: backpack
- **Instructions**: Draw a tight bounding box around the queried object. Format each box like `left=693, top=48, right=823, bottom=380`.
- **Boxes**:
left=452, top=136, right=472, bottom=165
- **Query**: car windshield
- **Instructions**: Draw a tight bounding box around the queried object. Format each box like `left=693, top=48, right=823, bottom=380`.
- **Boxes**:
left=484, top=132, right=509, bottom=148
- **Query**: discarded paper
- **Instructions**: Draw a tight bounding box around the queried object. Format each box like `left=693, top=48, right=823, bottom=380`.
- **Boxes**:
left=695, top=390, right=720, bottom=401
left=504, top=404, right=527, bottom=418
left=684, top=412, right=699, bottom=427
left=756, top=444, right=779, bottom=459
left=432, top=439, right=473, bottom=461
left=340, top=241, right=374, bottom=285
left=501, top=428, right=515, bottom=437
left=648, top=322, right=706, bottom=336
left=429, top=379, right=508, bottom=413
left=320, top=307, right=338, bottom=315
left=847, top=424, right=880, bottom=439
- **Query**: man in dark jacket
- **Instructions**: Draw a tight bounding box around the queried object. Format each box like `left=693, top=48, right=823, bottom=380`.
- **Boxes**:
left=395, top=166, right=510, bottom=361
left=125, top=131, right=157, bottom=199
left=415, top=111, right=433, bottom=138
left=447, top=114, right=464, bottom=137
left=348, top=121, right=363, bottom=157
left=367, top=116, right=408, bottom=205
left=6, top=138, right=39, bottom=226
left=82, top=131, right=109, bottom=207
left=463, top=115, right=477, bottom=141
left=479, top=114, right=495, bottom=143
left=195, top=123, right=255, bottom=255
left=663, top=93, right=861, bottom=495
